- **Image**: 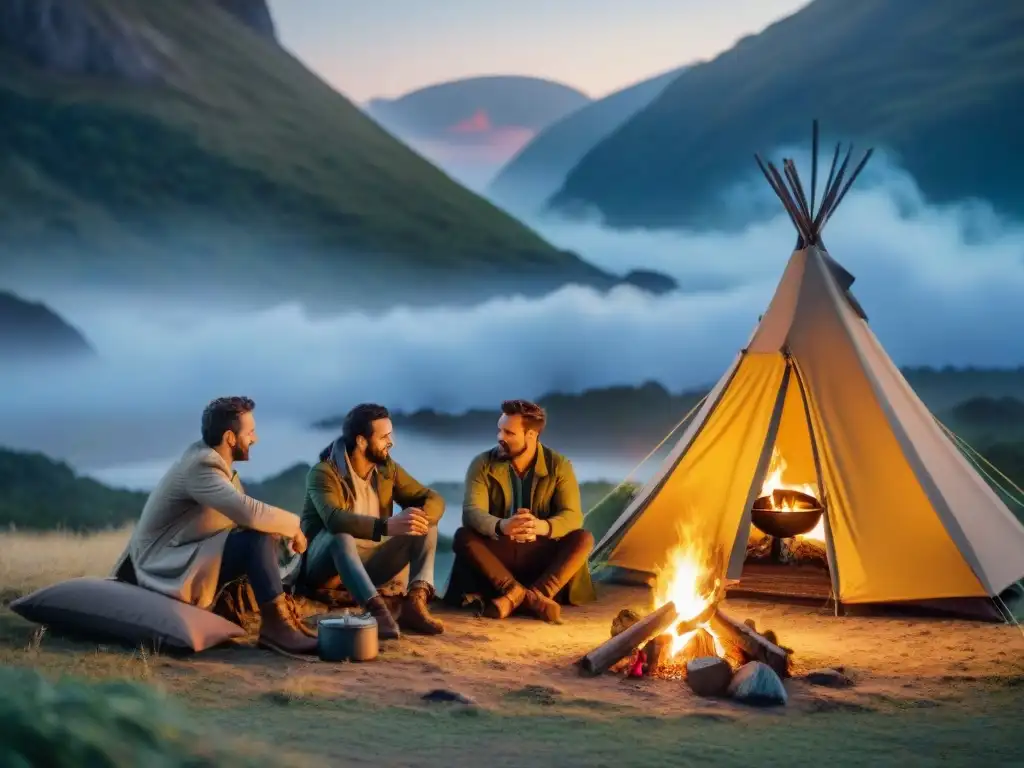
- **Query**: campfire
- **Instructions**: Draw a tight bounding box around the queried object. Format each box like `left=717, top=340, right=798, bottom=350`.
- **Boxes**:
left=579, top=522, right=794, bottom=704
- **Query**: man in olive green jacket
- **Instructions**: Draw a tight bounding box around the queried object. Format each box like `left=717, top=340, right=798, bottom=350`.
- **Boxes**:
left=446, top=399, right=596, bottom=623
left=295, top=403, right=446, bottom=639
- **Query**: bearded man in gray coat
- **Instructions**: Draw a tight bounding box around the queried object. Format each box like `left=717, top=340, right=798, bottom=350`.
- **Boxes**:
left=112, top=396, right=317, bottom=654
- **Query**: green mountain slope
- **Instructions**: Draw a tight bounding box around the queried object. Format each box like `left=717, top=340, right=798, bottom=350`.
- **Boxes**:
left=0, top=290, right=94, bottom=361
left=550, top=0, right=1024, bottom=228
left=0, top=0, right=618, bottom=307
left=488, top=65, right=687, bottom=213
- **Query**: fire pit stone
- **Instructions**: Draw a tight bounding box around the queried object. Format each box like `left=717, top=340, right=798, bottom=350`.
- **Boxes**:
left=728, top=661, right=788, bottom=706
left=685, top=656, right=733, bottom=697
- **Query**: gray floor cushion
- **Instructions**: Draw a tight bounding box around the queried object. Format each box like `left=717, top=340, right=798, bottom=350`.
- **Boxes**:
left=10, top=577, right=247, bottom=652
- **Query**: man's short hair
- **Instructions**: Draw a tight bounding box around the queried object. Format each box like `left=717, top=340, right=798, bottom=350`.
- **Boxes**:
left=501, top=399, right=546, bottom=434
left=201, top=396, right=255, bottom=447
left=342, top=403, right=390, bottom=452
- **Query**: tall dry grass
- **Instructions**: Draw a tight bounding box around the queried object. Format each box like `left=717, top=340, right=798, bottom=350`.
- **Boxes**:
left=0, top=526, right=132, bottom=599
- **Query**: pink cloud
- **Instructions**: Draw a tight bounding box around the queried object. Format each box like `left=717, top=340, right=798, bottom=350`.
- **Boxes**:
left=449, top=109, right=493, bottom=134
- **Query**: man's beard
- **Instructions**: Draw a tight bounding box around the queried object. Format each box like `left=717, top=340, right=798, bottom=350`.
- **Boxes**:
left=366, top=444, right=389, bottom=466
left=497, top=441, right=525, bottom=460
left=232, top=443, right=249, bottom=462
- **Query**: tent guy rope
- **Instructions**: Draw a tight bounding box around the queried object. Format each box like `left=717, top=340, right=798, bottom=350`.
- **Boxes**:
left=582, top=393, right=709, bottom=518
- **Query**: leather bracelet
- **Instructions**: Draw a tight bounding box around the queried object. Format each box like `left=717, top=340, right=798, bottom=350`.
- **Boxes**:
left=372, top=518, right=387, bottom=541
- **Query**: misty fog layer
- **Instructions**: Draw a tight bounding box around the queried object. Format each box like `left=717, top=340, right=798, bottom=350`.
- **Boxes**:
left=2, top=154, right=1022, bottom=489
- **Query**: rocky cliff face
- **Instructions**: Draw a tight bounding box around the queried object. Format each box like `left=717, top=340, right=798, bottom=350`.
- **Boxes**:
left=215, top=0, right=277, bottom=41
left=0, top=0, right=174, bottom=83
left=0, top=0, right=275, bottom=83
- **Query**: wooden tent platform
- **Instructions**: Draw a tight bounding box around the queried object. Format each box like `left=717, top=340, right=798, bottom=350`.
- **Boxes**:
left=727, top=563, right=832, bottom=603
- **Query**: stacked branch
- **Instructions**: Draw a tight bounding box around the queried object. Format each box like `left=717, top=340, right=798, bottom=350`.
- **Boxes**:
left=755, top=119, right=874, bottom=247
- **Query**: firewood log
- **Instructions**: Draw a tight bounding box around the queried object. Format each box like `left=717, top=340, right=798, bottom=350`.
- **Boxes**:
left=578, top=601, right=679, bottom=676
left=643, top=633, right=673, bottom=675
left=708, top=608, right=792, bottom=679
left=681, top=627, right=717, bottom=661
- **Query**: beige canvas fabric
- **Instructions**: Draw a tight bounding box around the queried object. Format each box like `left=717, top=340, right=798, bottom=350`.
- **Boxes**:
left=595, top=246, right=1024, bottom=608
left=597, top=353, right=786, bottom=575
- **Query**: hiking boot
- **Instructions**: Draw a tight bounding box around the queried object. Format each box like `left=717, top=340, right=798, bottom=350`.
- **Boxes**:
left=381, top=593, right=405, bottom=622
left=366, top=595, right=401, bottom=640
left=483, top=582, right=526, bottom=620
left=399, top=581, right=444, bottom=635
left=285, top=594, right=319, bottom=639
left=522, top=588, right=562, bottom=624
left=258, top=594, right=319, bottom=654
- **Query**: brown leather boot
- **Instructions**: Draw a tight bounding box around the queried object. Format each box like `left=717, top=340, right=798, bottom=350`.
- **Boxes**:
left=522, top=588, right=562, bottom=623
left=399, top=581, right=444, bottom=635
left=366, top=595, right=401, bottom=640
left=483, top=582, right=526, bottom=619
left=284, top=594, right=319, bottom=639
left=258, top=594, right=319, bottom=654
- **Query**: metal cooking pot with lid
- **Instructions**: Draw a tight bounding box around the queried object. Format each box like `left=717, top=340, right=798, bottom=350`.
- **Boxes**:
left=317, top=613, right=379, bottom=662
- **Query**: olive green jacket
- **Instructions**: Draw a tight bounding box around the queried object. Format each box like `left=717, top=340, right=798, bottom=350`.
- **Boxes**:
left=301, top=453, right=445, bottom=542
left=460, top=443, right=596, bottom=604
left=462, top=443, right=584, bottom=539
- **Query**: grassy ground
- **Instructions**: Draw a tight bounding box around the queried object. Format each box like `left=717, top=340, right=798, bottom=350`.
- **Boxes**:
left=4, top=528, right=1024, bottom=766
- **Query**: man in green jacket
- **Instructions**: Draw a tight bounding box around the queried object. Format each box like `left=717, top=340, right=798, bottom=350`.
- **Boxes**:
left=296, top=403, right=446, bottom=639
left=446, top=399, right=596, bottom=623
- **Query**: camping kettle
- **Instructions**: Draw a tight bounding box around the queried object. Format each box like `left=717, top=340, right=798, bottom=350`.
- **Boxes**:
left=317, top=612, right=379, bottom=662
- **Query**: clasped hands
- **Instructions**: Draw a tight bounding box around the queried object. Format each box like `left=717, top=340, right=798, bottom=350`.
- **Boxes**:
left=385, top=506, right=430, bottom=536
left=499, top=508, right=551, bottom=542
left=283, top=506, right=430, bottom=554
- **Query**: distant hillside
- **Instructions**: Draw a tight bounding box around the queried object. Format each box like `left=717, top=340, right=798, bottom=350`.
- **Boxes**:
left=366, top=76, right=591, bottom=191
left=550, top=0, right=1024, bottom=228
left=314, top=381, right=704, bottom=459
left=366, top=76, right=590, bottom=142
left=314, top=368, right=1024, bottom=455
left=0, top=447, right=145, bottom=531
left=0, top=289, right=94, bottom=361
left=0, top=1, right=628, bottom=309
left=488, top=65, right=687, bottom=213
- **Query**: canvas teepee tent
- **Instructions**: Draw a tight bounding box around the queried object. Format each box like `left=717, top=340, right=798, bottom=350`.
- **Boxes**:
left=591, top=123, right=1024, bottom=620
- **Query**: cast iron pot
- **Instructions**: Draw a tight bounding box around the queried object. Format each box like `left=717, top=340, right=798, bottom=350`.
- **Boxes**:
left=317, top=613, right=379, bottom=662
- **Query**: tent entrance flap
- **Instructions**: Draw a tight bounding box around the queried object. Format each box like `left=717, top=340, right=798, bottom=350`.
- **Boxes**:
left=600, top=353, right=789, bottom=578
left=727, top=356, right=840, bottom=603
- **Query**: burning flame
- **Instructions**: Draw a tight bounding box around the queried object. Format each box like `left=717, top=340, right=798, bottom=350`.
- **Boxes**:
left=653, top=527, right=725, bottom=659
left=758, top=447, right=825, bottom=542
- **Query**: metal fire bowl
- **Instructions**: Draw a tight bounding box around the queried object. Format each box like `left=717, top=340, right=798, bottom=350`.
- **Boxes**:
left=751, top=497, right=823, bottom=539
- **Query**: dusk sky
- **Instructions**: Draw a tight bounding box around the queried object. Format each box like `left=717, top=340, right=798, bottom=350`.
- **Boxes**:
left=267, top=0, right=810, bottom=103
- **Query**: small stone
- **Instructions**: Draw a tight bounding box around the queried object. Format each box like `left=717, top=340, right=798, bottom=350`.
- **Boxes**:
left=728, top=661, right=787, bottom=706
left=806, top=668, right=854, bottom=688
left=421, top=688, right=476, bottom=706
left=611, top=609, right=642, bottom=637
left=685, top=656, right=733, bottom=697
